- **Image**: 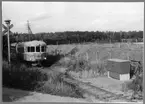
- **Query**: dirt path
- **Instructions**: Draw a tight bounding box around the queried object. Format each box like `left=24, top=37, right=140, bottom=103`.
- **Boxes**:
left=2, top=87, right=88, bottom=102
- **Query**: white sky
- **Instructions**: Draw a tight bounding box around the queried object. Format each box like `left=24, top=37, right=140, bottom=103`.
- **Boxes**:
left=2, top=2, right=144, bottom=33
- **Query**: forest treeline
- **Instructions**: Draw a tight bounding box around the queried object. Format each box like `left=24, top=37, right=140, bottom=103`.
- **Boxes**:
left=3, top=30, right=143, bottom=45
left=9, top=31, right=143, bottom=44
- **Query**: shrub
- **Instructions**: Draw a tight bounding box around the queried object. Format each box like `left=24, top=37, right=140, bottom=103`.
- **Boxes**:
left=2, top=60, right=48, bottom=91
left=125, top=73, right=143, bottom=100
left=3, top=61, right=10, bottom=71
left=96, top=61, right=107, bottom=75
left=131, top=74, right=143, bottom=98
left=36, top=70, right=84, bottom=98
left=3, top=60, right=84, bottom=98
left=56, top=56, right=107, bottom=78
left=59, top=57, right=91, bottom=72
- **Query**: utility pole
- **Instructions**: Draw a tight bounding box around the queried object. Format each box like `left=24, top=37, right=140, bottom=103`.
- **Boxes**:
left=3, top=20, right=13, bottom=65
left=27, top=20, right=33, bottom=41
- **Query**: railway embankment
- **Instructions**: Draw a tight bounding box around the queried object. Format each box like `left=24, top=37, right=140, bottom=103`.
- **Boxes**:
left=62, top=72, right=143, bottom=102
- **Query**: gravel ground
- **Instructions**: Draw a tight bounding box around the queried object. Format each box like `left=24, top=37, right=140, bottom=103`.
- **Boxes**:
left=15, top=92, right=87, bottom=102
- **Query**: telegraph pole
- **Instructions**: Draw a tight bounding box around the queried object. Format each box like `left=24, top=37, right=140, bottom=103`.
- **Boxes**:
left=3, top=20, right=13, bottom=65
left=27, top=20, right=33, bottom=41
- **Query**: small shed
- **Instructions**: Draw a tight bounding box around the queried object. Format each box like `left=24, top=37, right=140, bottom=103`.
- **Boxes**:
left=107, top=59, right=130, bottom=81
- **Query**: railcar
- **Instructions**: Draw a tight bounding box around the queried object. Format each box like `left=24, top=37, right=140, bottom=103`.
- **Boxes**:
left=12, top=40, right=47, bottom=65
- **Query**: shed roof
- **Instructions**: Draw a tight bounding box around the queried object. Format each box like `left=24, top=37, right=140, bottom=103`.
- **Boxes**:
left=107, top=58, right=130, bottom=62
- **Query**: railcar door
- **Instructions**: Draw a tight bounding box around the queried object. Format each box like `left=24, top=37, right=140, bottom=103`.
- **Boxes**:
left=17, top=46, right=24, bottom=61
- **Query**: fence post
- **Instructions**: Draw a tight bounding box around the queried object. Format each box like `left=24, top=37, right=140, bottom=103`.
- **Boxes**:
left=127, top=51, right=130, bottom=60
left=127, top=43, right=130, bottom=60
left=86, top=52, right=89, bottom=61
left=108, top=52, right=110, bottom=59
left=96, top=51, right=99, bottom=63
left=136, top=39, right=139, bottom=48
left=126, top=43, right=129, bottom=49
left=110, top=48, right=112, bottom=59
left=136, top=39, right=137, bottom=43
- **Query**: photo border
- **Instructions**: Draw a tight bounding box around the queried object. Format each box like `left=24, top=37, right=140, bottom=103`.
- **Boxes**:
left=1, top=1, right=144, bottom=104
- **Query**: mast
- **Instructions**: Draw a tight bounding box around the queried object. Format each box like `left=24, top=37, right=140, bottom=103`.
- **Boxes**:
left=27, top=20, right=33, bottom=41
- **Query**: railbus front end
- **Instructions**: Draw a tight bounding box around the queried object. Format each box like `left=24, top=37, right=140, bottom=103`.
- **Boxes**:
left=16, top=40, right=47, bottom=65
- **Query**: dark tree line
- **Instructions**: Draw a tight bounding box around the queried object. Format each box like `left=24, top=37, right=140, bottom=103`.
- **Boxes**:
left=3, top=31, right=143, bottom=50
left=9, top=31, right=143, bottom=45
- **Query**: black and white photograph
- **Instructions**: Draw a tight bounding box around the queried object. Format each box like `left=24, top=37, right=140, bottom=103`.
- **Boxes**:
left=2, top=2, right=144, bottom=103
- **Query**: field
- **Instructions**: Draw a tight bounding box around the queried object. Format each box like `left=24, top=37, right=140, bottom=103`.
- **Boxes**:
left=47, top=42, right=143, bottom=62
left=46, top=42, right=143, bottom=79
left=46, top=42, right=143, bottom=101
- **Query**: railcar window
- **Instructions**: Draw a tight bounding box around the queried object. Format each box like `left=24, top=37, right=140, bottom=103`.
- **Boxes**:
left=41, top=46, right=46, bottom=52
left=28, top=47, right=31, bottom=52
left=31, top=47, right=35, bottom=52
left=36, top=46, right=40, bottom=52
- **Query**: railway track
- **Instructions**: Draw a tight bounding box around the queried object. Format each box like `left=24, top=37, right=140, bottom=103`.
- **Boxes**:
left=62, top=75, right=132, bottom=102
left=28, top=66, right=135, bottom=102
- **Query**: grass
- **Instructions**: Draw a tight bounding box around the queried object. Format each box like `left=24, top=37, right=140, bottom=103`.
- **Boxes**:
left=46, top=42, right=143, bottom=78
left=47, top=42, right=143, bottom=62
left=54, top=55, right=107, bottom=79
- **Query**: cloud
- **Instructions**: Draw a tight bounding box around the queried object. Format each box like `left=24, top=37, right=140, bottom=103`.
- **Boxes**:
left=91, top=19, right=109, bottom=25
left=29, top=12, right=52, bottom=22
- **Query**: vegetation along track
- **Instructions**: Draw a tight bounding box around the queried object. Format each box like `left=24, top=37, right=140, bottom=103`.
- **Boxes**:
left=33, top=66, right=132, bottom=102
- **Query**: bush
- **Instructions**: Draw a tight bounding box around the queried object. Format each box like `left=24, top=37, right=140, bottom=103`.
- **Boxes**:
left=96, top=61, right=107, bottom=75
left=36, top=70, right=84, bottom=98
left=2, top=60, right=48, bottom=91
left=90, top=61, right=107, bottom=76
left=132, top=74, right=143, bottom=92
left=3, top=60, right=84, bottom=98
left=125, top=73, right=143, bottom=100
left=56, top=56, right=107, bottom=78
left=57, top=56, right=91, bottom=73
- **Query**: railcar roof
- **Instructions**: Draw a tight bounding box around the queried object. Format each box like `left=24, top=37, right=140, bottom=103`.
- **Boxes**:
left=18, top=40, right=46, bottom=46
left=11, top=43, right=17, bottom=47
